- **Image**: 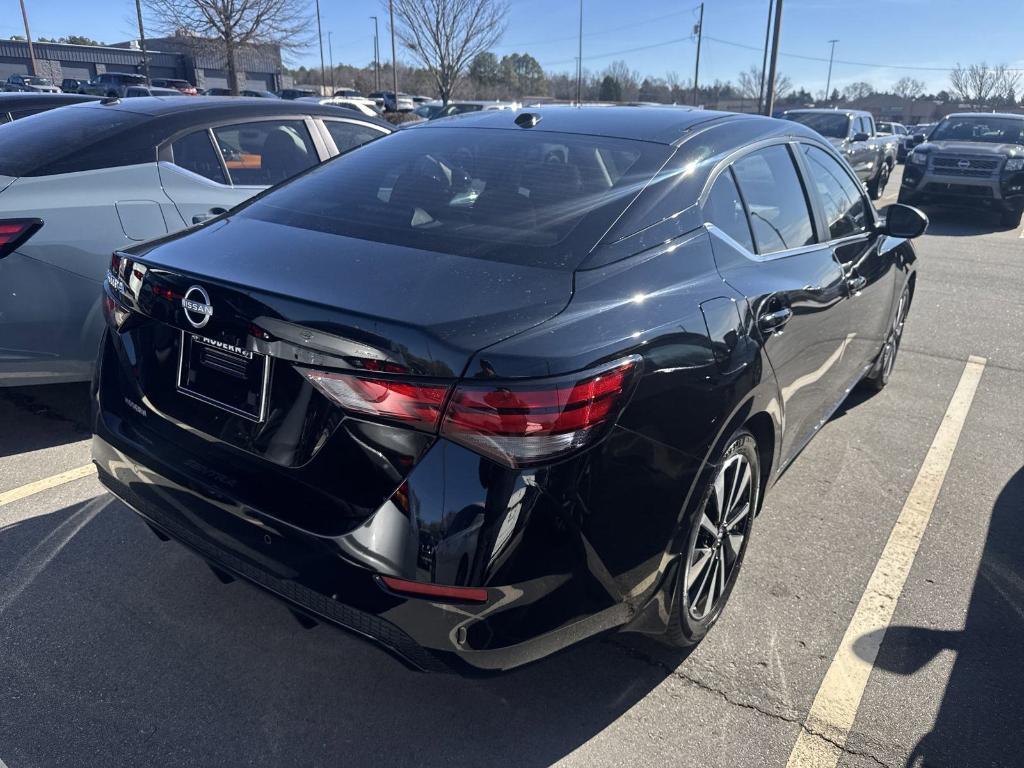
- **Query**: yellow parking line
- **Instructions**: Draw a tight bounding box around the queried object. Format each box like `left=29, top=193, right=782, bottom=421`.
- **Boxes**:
left=0, top=464, right=97, bottom=507
left=785, top=355, right=987, bottom=768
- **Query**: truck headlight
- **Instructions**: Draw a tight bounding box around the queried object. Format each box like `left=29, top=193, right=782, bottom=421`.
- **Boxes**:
left=1005, top=158, right=1024, bottom=172
left=910, top=152, right=928, bottom=165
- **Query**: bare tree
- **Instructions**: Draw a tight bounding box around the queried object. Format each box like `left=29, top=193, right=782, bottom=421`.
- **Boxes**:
left=737, top=65, right=790, bottom=100
left=892, top=76, right=925, bottom=99
left=389, top=0, right=508, bottom=105
left=842, top=81, right=874, bottom=102
left=950, top=62, right=1020, bottom=105
left=144, top=0, right=311, bottom=94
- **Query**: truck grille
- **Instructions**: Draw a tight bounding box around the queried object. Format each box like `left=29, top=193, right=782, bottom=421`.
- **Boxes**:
left=930, top=154, right=1000, bottom=178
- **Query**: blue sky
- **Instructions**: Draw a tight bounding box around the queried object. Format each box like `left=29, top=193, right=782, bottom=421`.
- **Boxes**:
left=6, top=0, right=1024, bottom=94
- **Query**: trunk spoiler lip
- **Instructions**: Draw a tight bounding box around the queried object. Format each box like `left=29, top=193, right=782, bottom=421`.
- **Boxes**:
left=250, top=316, right=408, bottom=373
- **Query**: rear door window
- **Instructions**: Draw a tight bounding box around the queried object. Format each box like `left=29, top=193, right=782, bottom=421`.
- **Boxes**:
left=732, top=145, right=815, bottom=254
left=212, top=120, right=318, bottom=186
left=171, top=130, right=228, bottom=185
left=323, top=120, right=387, bottom=154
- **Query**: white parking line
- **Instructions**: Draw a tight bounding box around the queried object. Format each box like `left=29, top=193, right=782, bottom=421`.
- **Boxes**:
left=785, top=355, right=987, bottom=768
left=0, top=464, right=97, bottom=507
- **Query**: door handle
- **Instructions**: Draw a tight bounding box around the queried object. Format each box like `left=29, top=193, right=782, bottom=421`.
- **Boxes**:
left=757, top=307, right=793, bottom=335
left=192, top=208, right=227, bottom=225
left=847, top=275, right=867, bottom=293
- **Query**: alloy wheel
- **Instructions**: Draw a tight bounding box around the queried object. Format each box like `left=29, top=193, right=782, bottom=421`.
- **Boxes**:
left=685, top=453, right=754, bottom=621
left=882, top=287, right=909, bottom=380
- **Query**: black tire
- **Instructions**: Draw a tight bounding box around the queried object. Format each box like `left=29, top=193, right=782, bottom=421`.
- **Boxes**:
left=869, top=160, right=892, bottom=200
left=1000, top=205, right=1023, bottom=229
left=663, top=430, right=760, bottom=648
left=864, top=283, right=910, bottom=392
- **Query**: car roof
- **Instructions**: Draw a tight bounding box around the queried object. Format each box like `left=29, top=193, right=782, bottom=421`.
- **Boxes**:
left=0, top=92, right=100, bottom=109
left=784, top=107, right=869, bottom=117
left=404, top=104, right=786, bottom=145
left=944, top=112, right=1024, bottom=120
left=67, top=95, right=388, bottom=124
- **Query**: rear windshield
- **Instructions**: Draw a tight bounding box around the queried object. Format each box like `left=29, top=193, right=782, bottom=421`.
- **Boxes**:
left=242, top=126, right=670, bottom=268
left=930, top=117, right=1024, bottom=144
left=783, top=112, right=850, bottom=139
left=0, top=105, right=148, bottom=176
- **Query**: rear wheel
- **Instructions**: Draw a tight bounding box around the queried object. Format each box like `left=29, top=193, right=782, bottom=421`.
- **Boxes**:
left=864, top=284, right=910, bottom=392
left=869, top=160, right=891, bottom=200
left=663, top=430, right=760, bottom=647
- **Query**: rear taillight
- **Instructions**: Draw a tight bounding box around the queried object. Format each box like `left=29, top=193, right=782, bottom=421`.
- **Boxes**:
left=378, top=575, right=488, bottom=603
left=298, top=368, right=450, bottom=432
left=440, top=356, right=641, bottom=467
left=0, top=218, right=42, bottom=259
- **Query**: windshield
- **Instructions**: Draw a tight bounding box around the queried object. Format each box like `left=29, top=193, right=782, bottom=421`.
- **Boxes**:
left=929, top=117, right=1024, bottom=144
left=783, top=112, right=850, bottom=139
left=242, top=126, right=670, bottom=268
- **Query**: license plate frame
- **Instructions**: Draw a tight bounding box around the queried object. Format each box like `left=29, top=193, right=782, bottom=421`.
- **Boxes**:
left=176, top=331, right=271, bottom=422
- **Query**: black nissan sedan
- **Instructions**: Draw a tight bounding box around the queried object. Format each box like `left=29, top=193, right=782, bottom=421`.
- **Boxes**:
left=92, top=106, right=926, bottom=672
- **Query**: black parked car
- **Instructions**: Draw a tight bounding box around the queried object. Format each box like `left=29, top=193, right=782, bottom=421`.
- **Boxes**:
left=899, top=112, right=1024, bottom=227
left=93, top=107, right=926, bottom=672
left=0, top=92, right=100, bottom=123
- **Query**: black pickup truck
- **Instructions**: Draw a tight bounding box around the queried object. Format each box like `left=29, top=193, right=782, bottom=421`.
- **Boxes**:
left=899, top=112, right=1024, bottom=228
left=781, top=108, right=898, bottom=199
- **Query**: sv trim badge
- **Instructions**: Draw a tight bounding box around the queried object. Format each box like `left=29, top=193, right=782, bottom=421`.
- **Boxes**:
left=182, top=285, right=213, bottom=329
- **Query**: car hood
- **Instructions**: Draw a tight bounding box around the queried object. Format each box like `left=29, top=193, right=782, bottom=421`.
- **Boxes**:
left=825, top=136, right=847, bottom=148
left=120, top=216, right=574, bottom=377
left=919, top=140, right=1023, bottom=157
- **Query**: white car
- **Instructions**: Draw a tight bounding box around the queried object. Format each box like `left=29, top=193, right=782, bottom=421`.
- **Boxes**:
left=0, top=97, right=391, bottom=386
left=296, top=96, right=381, bottom=118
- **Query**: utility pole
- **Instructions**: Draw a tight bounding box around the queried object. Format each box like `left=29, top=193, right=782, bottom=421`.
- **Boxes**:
left=370, top=16, right=380, bottom=91
left=691, top=2, right=704, bottom=107
left=134, top=0, right=151, bottom=84
left=18, top=0, right=37, bottom=77
left=824, top=39, right=838, bottom=105
left=388, top=0, right=398, bottom=99
left=764, top=0, right=784, bottom=116
left=328, top=32, right=335, bottom=93
left=758, top=0, right=774, bottom=113
left=576, top=0, right=583, bottom=105
left=315, top=0, right=326, bottom=95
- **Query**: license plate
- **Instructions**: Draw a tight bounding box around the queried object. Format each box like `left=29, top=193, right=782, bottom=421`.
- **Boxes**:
left=176, top=331, right=270, bottom=422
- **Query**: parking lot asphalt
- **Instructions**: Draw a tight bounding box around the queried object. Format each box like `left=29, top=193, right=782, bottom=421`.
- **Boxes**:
left=1, top=165, right=1022, bottom=768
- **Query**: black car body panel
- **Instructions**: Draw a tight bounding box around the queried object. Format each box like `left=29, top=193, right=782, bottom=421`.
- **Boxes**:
left=0, top=92, right=100, bottom=123
left=92, top=106, right=919, bottom=671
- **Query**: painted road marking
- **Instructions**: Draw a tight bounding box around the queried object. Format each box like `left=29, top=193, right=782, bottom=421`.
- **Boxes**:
left=0, top=464, right=97, bottom=507
left=785, top=355, right=987, bottom=768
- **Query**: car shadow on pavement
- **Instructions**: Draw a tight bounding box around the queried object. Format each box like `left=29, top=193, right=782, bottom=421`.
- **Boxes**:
left=0, top=495, right=690, bottom=768
left=853, top=465, right=1024, bottom=767
left=0, top=383, right=92, bottom=458
left=915, top=206, right=1010, bottom=237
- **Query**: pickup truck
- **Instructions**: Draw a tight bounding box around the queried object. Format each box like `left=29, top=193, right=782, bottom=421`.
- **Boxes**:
left=781, top=108, right=898, bottom=199
left=82, top=72, right=149, bottom=98
left=3, top=74, right=61, bottom=94
left=899, top=112, right=1024, bottom=228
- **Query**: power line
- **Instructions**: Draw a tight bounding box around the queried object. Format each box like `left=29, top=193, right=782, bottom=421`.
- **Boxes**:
left=499, top=5, right=699, bottom=51
left=539, top=36, right=693, bottom=70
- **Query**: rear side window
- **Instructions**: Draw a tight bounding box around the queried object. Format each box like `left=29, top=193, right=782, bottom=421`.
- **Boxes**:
left=732, top=145, right=815, bottom=254
left=242, top=126, right=669, bottom=268
left=171, top=130, right=228, bottom=185
left=0, top=105, right=148, bottom=177
left=800, top=145, right=867, bottom=240
left=704, top=168, right=754, bottom=251
left=212, top=120, right=318, bottom=186
left=324, top=120, right=386, bottom=153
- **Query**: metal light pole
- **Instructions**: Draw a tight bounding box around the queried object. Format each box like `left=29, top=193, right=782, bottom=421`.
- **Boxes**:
left=18, top=0, right=37, bottom=77
left=764, top=0, right=784, bottom=116
left=758, top=0, right=774, bottom=113
left=576, top=0, right=583, bottom=105
left=315, top=0, right=326, bottom=94
left=691, top=2, right=704, bottom=107
left=328, top=31, right=335, bottom=93
left=135, top=0, right=151, bottom=84
left=370, top=16, right=381, bottom=91
left=388, top=0, right=398, bottom=99
left=824, top=39, right=839, bottom=104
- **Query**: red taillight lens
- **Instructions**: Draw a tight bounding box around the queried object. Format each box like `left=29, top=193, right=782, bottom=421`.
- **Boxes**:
left=0, top=218, right=43, bottom=259
left=440, top=357, right=641, bottom=467
left=298, top=368, right=450, bottom=431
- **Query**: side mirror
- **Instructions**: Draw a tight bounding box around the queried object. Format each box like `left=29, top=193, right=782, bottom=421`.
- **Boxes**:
left=881, top=204, right=928, bottom=239
left=852, top=132, right=870, bottom=142
left=911, top=133, right=926, bottom=146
